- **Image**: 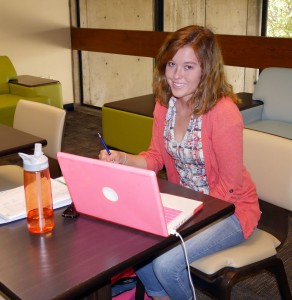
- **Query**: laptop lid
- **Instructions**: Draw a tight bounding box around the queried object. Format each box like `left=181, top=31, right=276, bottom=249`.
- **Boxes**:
left=57, top=152, right=202, bottom=237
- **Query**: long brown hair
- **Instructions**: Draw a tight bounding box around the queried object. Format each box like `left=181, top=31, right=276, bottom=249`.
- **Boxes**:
left=153, top=25, right=239, bottom=116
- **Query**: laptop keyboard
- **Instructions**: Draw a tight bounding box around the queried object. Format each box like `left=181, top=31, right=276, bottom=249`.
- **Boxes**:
left=163, top=206, right=182, bottom=223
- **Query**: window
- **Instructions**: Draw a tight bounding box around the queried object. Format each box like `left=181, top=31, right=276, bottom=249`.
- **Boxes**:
left=266, top=0, right=292, bottom=37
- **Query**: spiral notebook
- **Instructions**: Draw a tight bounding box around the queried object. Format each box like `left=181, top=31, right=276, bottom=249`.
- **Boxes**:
left=57, top=152, right=203, bottom=237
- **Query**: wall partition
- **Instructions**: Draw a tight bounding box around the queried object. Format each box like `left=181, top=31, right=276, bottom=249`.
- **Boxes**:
left=72, top=0, right=155, bottom=107
left=71, top=0, right=262, bottom=108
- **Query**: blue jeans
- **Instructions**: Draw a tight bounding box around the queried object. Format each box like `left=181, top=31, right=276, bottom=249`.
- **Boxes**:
left=135, top=214, right=245, bottom=299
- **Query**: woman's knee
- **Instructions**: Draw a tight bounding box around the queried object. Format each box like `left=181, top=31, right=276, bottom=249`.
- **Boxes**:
left=152, top=249, right=184, bottom=281
left=152, top=256, right=171, bottom=279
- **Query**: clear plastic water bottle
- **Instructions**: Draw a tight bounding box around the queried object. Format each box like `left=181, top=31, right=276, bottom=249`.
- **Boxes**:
left=19, top=143, right=54, bottom=234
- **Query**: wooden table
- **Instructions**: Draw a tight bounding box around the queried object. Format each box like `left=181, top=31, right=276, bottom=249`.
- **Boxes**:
left=9, top=75, right=60, bottom=87
left=0, top=124, right=47, bottom=156
left=0, top=178, right=234, bottom=300
left=102, top=92, right=264, bottom=154
left=236, top=92, right=263, bottom=111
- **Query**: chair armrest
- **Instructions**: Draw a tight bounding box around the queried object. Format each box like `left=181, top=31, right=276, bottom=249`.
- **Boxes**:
left=9, top=83, right=63, bottom=108
left=241, top=105, right=263, bottom=125
left=9, top=83, right=38, bottom=98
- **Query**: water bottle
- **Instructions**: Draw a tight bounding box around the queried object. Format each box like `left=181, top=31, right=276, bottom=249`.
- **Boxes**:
left=19, top=143, right=54, bottom=234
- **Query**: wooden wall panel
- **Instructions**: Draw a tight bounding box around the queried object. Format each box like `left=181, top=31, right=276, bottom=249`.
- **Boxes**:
left=84, top=0, right=153, bottom=30
left=206, top=0, right=258, bottom=92
left=72, top=28, right=166, bottom=57
left=81, top=52, right=153, bottom=106
left=72, top=1, right=291, bottom=107
left=164, top=0, right=205, bottom=31
left=206, top=0, right=248, bottom=34
left=79, top=0, right=154, bottom=106
left=72, top=29, right=292, bottom=68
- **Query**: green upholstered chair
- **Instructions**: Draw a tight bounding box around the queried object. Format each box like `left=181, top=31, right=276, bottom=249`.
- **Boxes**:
left=102, top=107, right=153, bottom=155
left=0, top=56, right=63, bottom=126
left=102, top=94, right=155, bottom=154
left=101, top=93, right=263, bottom=155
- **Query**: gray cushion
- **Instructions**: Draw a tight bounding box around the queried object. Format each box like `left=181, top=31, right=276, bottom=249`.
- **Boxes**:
left=191, top=229, right=280, bottom=275
left=245, top=120, right=292, bottom=140
left=243, top=129, right=292, bottom=211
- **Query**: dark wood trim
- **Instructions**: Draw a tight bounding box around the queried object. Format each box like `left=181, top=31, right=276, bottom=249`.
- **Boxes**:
left=71, top=28, right=292, bottom=69
left=71, top=28, right=167, bottom=58
left=216, top=34, right=292, bottom=69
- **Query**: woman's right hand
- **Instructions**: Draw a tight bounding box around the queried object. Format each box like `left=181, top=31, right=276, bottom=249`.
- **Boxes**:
left=98, top=149, right=127, bottom=165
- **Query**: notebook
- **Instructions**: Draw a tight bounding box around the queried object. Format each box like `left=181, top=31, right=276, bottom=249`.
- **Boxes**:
left=57, top=152, right=203, bottom=237
left=0, top=178, right=72, bottom=224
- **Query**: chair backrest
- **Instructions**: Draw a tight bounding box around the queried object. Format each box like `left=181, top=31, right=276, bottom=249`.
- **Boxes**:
left=13, top=100, right=66, bottom=159
left=0, top=56, right=17, bottom=94
left=243, top=128, right=292, bottom=211
left=252, top=67, right=292, bottom=123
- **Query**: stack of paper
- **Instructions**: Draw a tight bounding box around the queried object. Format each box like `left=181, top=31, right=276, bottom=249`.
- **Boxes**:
left=0, top=177, right=71, bottom=224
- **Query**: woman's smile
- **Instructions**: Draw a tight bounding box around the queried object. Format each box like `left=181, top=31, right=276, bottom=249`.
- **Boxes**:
left=172, top=82, right=186, bottom=89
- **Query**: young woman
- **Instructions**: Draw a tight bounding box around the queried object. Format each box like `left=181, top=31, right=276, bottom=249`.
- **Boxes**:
left=99, top=25, right=260, bottom=300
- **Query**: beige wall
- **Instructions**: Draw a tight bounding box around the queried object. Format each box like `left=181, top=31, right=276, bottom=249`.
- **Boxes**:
left=0, top=0, right=73, bottom=105
left=77, top=0, right=262, bottom=107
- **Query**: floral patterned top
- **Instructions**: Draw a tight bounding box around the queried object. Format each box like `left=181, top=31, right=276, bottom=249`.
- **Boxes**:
left=141, top=99, right=260, bottom=239
left=164, top=97, right=209, bottom=194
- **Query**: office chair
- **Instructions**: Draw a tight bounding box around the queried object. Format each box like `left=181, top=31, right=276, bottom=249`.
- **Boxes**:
left=135, top=129, right=292, bottom=300
left=189, top=129, right=292, bottom=300
left=0, top=99, right=66, bottom=191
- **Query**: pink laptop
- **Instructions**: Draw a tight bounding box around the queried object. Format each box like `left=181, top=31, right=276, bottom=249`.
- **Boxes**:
left=57, top=152, right=203, bottom=237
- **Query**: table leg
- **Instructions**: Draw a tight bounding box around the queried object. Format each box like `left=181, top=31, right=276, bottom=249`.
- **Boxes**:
left=84, top=281, right=112, bottom=300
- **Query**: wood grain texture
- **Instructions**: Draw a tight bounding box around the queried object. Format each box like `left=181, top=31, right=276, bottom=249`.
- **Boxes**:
left=71, top=28, right=292, bottom=68
left=0, top=179, right=233, bottom=300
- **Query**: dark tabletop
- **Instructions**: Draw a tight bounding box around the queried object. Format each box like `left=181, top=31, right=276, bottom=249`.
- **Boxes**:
left=9, top=75, right=59, bottom=87
left=0, top=179, right=234, bottom=300
left=0, top=124, right=47, bottom=157
left=103, top=93, right=263, bottom=117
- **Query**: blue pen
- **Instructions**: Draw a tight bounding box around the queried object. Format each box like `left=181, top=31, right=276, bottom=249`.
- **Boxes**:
left=98, top=132, right=111, bottom=155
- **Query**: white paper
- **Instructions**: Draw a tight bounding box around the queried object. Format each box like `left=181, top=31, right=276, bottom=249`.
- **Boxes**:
left=0, top=177, right=71, bottom=224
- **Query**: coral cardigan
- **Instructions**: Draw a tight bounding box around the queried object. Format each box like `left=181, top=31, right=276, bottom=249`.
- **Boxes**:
left=141, top=97, right=260, bottom=239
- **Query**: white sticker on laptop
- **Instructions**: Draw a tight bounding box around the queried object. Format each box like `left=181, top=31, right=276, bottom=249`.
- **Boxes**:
left=102, top=187, right=119, bottom=202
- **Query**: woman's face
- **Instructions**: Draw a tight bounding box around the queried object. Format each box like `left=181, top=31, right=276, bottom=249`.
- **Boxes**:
left=165, top=45, right=201, bottom=103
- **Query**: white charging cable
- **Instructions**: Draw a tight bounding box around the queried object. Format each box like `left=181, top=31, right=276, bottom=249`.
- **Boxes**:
left=170, top=230, right=196, bottom=300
